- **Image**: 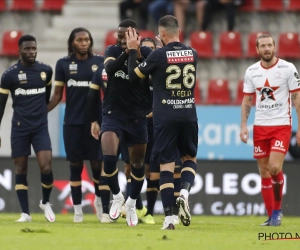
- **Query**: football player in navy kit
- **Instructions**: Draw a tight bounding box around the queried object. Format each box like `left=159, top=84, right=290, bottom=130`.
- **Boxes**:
left=126, top=15, right=198, bottom=230
left=47, top=28, right=104, bottom=223
left=97, top=19, right=152, bottom=227
left=0, top=35, right=55, bottom=223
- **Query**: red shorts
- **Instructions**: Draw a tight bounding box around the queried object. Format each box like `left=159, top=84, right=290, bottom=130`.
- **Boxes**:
left=253, top=125, right=292, bottom=159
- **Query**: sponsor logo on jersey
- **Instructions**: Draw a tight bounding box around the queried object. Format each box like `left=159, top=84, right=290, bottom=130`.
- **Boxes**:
left=294, top=72, right=300, bottom=86
left=166, top=50, right=194, bottom=64
left=40, top=72, right=46, bottom=81
left=252, top=75, right=262, bottom=78
left=278, top=65, right=288, bottom=68
left=92, top=65, right=98, bottom=72
left=102, top=68, right=108, bottom=81
left=18, top=73, right=27, bottom=81
left=162, top=97, right=195, bottom=109
left=115, top=70, right=129, bottom=79
left=67, top=79, right=90, bottom=87
left=69, top=62, right=77, bottom=71
left=15, top=87, right=46, bottom=96
left=256, top=79, right=279, bottom=102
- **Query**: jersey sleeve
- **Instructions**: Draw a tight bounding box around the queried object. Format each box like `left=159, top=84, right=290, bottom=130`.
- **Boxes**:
left=90, top=64, right=103, bottom=91
left=46, top=66, right=53, bottom=86
left=243, top=69, right=255, bottom=94
left=287, top=63, right=300, bottom=92
left=54, top=59, right=65, bottom=87
left=0, top=71, right=12, bottom=94
left=137, top=50, right=160, bottom=78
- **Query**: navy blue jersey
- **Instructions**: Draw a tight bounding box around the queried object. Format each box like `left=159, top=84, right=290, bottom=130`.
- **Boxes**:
left=136, top=42, right=198, bottom=123
left=55, top=53, right=104, bottom=125
left=0, top=60, right=52, bottom=128
left=103, top=45, right=152, bottom=118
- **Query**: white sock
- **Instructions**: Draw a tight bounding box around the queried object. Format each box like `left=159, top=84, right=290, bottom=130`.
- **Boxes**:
left=74, top=204, right=82, bottom=214
left=113, top=192, right=123, bottom=200
left=180, top=189, right=189, bottom=200
left=165, top=215, right=174, bottom=224
left=95, top=195, right=101, bottom=203
left=126, top=197, right=136, bottom=207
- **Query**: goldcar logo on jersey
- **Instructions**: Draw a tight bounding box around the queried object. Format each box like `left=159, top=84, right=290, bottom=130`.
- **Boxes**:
left=15, top=87, right=45, bottom=96
left=67, top=79, right=90, bottom=87
left=166, top=50, right=194, bottom=64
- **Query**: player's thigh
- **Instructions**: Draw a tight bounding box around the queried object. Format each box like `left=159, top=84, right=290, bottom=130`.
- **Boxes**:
left=118, top=136, right=130, bottom=164
left=125, top=117, right=148, bottom=147
left=31, top=125, right=52, bottom=155
left=11, top=130, right=31, bottom=158
left=144, top=122, right=154, bottom=165
left=177, top=121, right=198, bottom=158
left=269, top=125, right=292, bottom=155
left=152, top=123, right=178, bottom=164
left=63, top=124, right=84, bottom=161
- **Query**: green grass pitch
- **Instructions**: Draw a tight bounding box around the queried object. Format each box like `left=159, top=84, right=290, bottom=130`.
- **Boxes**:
left=1, top=214, right=300, bottom=250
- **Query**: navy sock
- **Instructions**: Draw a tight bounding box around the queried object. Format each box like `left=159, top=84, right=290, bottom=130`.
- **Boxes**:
left=126, top=180, right=131, bottom=200
left=41, top=171, right=53, bottom=204
left=15, top=174, right=29, bottom=214
left=130, top=165, right=145, bottom=199
left=99, top=176, right=110, bottom=214
left=181, top=160, right=197, bottom=190
left=92, top=168, right=101, bottom=197
left=146, top=178, right=159, bottom=216
left=173, top=177, right=181, bottom=213
left=160, top=171, right=174, bottom=216
left=103, top=155, right=120, bottom=195
left=70, top=165, right=83, bottom=205
left=136, top=194, right=143, bottom=209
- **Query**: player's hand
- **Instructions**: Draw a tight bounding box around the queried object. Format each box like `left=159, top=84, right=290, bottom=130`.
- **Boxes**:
left=146, top=112, right=153, bottom=118
left=155, top=35, right=163, bottom=48
left=126, top=27, right=140, bottom=50
left=296, top=130, right=300, bottom=146
left=239, top=127, right=249, bottom=143
left=91, top=121, right=100, bottom=140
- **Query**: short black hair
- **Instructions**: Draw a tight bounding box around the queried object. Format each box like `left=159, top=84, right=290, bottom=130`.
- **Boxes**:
left=67, top=27, right=94, bottom=56
left=141, top=37, right=156, bottom=49
left=18, top=35, right=36, bottom=47
left=158, top=15, right=178, bottom=30
left=119, top=19, right=137, bottom=29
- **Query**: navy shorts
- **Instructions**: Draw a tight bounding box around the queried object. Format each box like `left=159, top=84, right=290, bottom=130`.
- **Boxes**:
left=118, top=136, right=130, bottom=164
left=152, top=121, right=198, bottom=164
left=11, top=124, right=52, bottom=158
left=150, top=148, right=182, bottom=173
left=63, top=124, right=103, bottom=161
left=101, top=113, right=148, bottom=147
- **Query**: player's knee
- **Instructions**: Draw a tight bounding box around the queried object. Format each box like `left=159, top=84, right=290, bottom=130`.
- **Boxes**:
left=269, top=164, right=281, bottom=175
left=40, top=164, right=52, bottom=174
left=131, top=160, right=144, bottom=169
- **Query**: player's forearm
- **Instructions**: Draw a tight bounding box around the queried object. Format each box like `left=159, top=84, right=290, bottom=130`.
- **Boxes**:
left=127, top=49, right=141, bottom=83
left=292, top=91, right=300, bottom=129
left=87, top=88, right=101, bottom=122
left=0, top=93, right=8, bottom=126
left=47, top=86, right=63, bottom=112
left=105, top=51, right=129, bottom=75
left=240, top=95, right=252, bottom=127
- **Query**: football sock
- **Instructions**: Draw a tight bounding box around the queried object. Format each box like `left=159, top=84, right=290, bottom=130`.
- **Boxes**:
left=146, top=178, right=159, bottom=216
left=261, top=177, right=274, bottom=217
left=136, top=194, right=143, bottom=210
left=160, top=171, right=174, bottom=213
left=99, top=176, right=110, bottom=214
left=103, top=155, right=120, bottom=195
left=15, top=174, right=29, bottom=215
left=41, top=171, right=53, bottom=204
left=91, top=168, right=101, bottom=197
left=125, top=179, right=131, bottom=200
left=181, top=160, right=197, bottom=191
left=173, top=176, right=181, bottom=213
left=70, top=165, right=83, bottom=205
left=130, top=165, right=145, bottom=199
left=271, top=171, right=284, bottom=210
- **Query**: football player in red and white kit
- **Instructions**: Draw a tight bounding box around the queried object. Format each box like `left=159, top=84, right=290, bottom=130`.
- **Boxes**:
left=240, top=34, right=300, bottom=226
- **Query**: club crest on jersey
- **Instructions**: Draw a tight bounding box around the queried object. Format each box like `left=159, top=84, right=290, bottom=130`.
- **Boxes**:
left=40, top=72, right=46, bottom=81
left=92, top=65, right=98, bottom=72
left=18, top=71, right=27, bottom=81
left=256, top=79, right=279, bottom=102
left=166, top=50, right=194, bottom=64
left=69, top=62, right=77, bottom=71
